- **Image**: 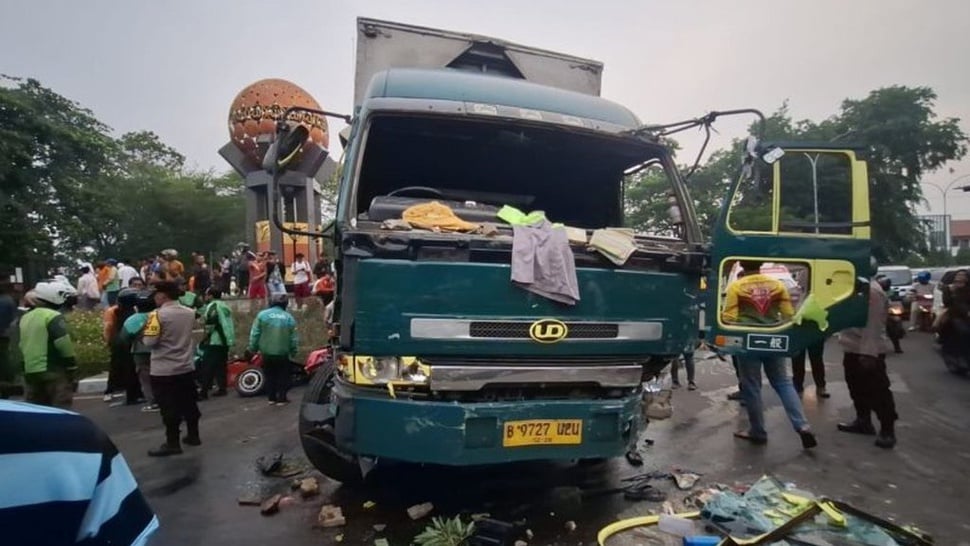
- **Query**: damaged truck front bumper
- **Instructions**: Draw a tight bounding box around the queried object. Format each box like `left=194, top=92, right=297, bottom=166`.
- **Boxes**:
left=327, top=380, right=642, bottom=466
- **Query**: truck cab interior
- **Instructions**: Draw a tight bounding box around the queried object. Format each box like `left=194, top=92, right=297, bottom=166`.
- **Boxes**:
left=351, top=114, right=689, bottom=242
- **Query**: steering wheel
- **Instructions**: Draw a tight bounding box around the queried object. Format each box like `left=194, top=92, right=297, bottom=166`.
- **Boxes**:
left=387, top=186, right=443, bottom=198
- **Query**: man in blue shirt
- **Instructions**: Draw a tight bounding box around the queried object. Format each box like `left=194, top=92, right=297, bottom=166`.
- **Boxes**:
left=0, top=399, right=158, bottom=545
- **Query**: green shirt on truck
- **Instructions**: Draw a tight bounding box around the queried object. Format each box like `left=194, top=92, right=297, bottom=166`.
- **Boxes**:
left=248, top=307, right=298, bottom=358
left=19, top=307, right=77, bottom=375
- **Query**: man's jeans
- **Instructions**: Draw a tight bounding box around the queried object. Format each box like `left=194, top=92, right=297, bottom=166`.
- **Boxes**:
left=738, top=354, right=809, bottom=438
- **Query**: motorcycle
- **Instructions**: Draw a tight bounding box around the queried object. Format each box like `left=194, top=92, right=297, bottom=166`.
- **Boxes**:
left=228, top=347, right=333, bottom=397
left=886, top=301, right=905, bottom=353
left=914, top=293, right=935, bottom=332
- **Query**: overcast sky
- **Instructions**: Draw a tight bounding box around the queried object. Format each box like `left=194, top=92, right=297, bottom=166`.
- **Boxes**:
left=5, top=0, right=970, bottom=216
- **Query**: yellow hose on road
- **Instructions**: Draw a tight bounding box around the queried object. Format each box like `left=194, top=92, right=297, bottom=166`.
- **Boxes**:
left=597, top=511, right=702, bottom=545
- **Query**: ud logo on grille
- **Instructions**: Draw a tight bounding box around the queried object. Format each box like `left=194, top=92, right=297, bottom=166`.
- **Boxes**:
left=529, top=319, right=568, bottom=343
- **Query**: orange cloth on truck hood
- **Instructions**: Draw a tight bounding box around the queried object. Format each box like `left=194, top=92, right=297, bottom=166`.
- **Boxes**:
left=402, top=201, right=480, bottom=232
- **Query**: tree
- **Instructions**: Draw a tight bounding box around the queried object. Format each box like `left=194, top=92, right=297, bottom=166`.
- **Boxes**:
left=0, top=76, right=118, bottom=269
left=0, top=77, right=245, bottom=278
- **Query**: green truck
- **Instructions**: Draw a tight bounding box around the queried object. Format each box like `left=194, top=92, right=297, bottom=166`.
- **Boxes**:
left=274, top=18, right=873, bottom=483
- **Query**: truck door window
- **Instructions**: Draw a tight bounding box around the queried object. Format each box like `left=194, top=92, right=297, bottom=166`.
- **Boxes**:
left=719, top=259, right=811, bottom=327
left=727, top=150, right=855, bottom=236
left=727, top=163, right=774, bottom=233
left=778, top=152, right=853, bottom=235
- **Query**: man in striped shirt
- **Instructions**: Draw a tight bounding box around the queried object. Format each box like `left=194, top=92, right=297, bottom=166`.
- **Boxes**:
left=0, top=399, right=158, bottom=545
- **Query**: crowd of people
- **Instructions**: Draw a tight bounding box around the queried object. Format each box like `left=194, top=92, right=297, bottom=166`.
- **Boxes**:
left=0, top=245, right=320, bottom=461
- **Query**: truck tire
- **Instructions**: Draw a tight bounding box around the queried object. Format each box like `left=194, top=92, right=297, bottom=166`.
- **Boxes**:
left=299, top=363, right=363, bottom=485
left=235, top=367, right=265, bottom=397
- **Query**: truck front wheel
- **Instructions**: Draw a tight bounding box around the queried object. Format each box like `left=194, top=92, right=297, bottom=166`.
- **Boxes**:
left=298, top=363, right=363, bottom=485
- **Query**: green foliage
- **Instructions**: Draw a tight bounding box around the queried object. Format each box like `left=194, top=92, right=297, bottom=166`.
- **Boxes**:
left=0, top=76, right=245, bottom=276
left=412, top=516, right=475, bottom=546
left=65, top=311, right=110, bottom=379
left=956, top=247, right=970, bottom=265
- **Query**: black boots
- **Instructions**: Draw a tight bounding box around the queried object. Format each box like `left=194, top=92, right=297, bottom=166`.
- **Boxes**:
left=183, top=421, right=201, bottom=447
left=838, top=420, right=876, bottom=435
left=839, top=417, right=896, bottom=448
left=148, top=443, right=182, bottom=457
left=875, top=422, right=896, bottom=449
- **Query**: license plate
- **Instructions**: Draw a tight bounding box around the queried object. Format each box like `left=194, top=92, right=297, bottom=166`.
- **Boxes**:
left=502, top=419, right=583, bottom=447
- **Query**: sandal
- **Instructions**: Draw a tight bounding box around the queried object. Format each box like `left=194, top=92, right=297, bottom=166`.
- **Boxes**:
left=733, top=431, right=767, bottom=445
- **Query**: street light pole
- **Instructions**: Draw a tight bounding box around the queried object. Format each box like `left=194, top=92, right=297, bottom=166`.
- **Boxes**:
left=924, top=173, right=970, bottom=251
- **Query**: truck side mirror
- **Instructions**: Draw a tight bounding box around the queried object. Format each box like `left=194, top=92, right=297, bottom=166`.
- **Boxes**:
left=263, top=124, right=311, bottom=173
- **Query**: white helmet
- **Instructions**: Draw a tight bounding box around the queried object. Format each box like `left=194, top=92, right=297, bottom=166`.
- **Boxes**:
left=33, top=281, right=75, bottom=306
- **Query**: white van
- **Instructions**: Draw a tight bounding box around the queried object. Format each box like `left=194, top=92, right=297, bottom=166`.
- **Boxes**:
left=877, top=265, right=913, bottom=300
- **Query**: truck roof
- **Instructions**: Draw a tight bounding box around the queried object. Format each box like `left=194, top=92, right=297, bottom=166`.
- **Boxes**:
left=364, top=68, right=641, bottom=129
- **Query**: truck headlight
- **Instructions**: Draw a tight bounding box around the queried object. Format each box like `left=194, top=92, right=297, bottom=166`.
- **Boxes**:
left=354, top=356, right=431, bottom=385
left=360, top=357, right=400, bottom=383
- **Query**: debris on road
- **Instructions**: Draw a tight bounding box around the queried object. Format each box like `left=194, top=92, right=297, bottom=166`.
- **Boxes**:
left=624, top=450, right=644, bottom=466
left=621, top=471, right=670, bottom=502
left=334, top=534, right=343, bottom=542
left=363, top=500, right=377, bottom=509
left=470, top=513, right=490, bottom=521
left=299, top=477, right=320, bottom=498
left=597, top=475, right=934, bottom=546
left=373, top=524, right=387, bottom=532
left=237, top=494, right=262, bottom=506
left=514, top=541, right=528, bottom=546
left=407, top=502, right=434, bottom=520
left=374, top=539, right=389, bottom=546
left=318, top=504, right=346, bottom=528
left=414, top=516, right=475, bottom=546
left=256, top=453, right=283, bottom=475
left=672, top=469, right=702, bottom=490
left=260, top=494, right=282, bottom=516
left=564, top=520, right=577, bottom=532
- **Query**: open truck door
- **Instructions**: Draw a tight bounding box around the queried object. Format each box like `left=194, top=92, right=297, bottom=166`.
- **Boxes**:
left=707, top=142, right=872, bottom=356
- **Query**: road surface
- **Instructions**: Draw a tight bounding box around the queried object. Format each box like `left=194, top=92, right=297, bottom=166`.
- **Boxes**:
left=74, top=332, right=970, bottom=545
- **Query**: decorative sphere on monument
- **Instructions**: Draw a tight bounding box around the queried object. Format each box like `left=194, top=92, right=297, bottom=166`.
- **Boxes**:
left=228, top=78, right=329, bottom=163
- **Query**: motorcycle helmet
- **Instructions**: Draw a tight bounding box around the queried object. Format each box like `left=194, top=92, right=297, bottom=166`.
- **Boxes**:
left=269, top=292, right=289, bottom=309
left=134, top=289, right=157, bottom=312
left=917, top=271, right=931, bottom=284
left=875, top=275, right=892, bottom=292
left=117, top=288, right=140, bottom=309
left=33, top=281, right=74, bottom=307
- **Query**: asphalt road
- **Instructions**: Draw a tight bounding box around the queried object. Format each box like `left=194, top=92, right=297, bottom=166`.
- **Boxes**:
left=74, top=331, right=970, bottom=546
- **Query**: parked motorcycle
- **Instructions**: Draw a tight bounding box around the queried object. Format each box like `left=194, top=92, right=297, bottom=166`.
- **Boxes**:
left=228, top=347, right=333, bottom=397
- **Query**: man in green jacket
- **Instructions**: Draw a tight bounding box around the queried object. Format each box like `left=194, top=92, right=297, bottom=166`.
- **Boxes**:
left=19, top=282, right=78, bottom=408
left=198, top=287, right=235, bottom=399
left=247, top=293, right=298, bottom=405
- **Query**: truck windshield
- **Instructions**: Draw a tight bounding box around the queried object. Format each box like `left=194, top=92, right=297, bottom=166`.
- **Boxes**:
left=354, top=115, right=680, bottom=232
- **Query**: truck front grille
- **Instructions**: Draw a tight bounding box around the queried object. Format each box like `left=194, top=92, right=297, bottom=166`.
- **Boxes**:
left=468, top=321, right=619, bottom=339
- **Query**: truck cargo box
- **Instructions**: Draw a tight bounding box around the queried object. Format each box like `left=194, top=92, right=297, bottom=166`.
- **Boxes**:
left=355, top=17, right=603, bottom=106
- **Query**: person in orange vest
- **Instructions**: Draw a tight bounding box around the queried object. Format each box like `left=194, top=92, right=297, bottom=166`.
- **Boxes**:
left=102, top=289, right=143, bottom=405
left=312, top=269, right=335, bottom=306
